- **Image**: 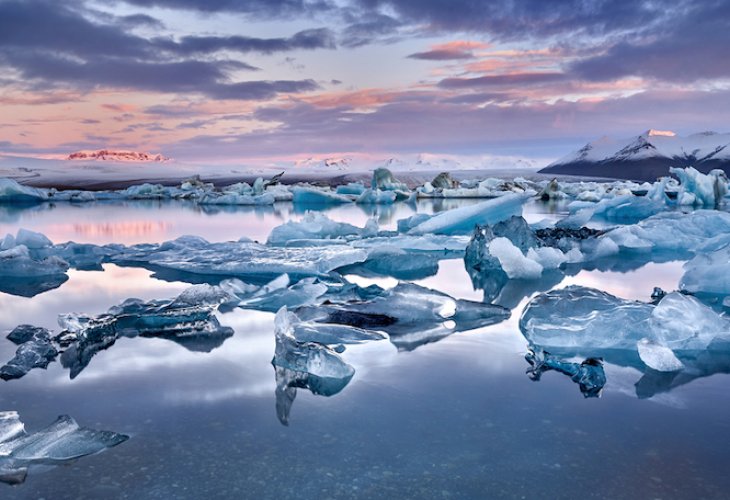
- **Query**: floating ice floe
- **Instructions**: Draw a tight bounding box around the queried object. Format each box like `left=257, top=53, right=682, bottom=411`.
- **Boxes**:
left=0, top=178, right=47, bottom=204
left=0, top=230, right=70, bottom=287
left=295, top=282, right=510, bottom=350
left=114, top=235, right=369, bottom=279
left=272, top=307, right=356, bottom=425
left=291, top=186, right=353, bottom=205
left=267, top=213, right=377, bottom=246
left=1, top=285, right=235, bottom=380
left=519, top=285, right=729, bottom=367
left=371, top=167, right=408, bottom=192
left=405, top=193, right=529, bottom=235
left=0, top=411, right=128, bottom=484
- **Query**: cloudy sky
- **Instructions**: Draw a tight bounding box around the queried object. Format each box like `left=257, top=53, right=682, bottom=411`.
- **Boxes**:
left=2, top=0, right=729, bottom=163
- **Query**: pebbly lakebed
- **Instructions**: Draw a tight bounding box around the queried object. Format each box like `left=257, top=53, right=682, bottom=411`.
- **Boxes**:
left=1, top=172, right=730, bottom=499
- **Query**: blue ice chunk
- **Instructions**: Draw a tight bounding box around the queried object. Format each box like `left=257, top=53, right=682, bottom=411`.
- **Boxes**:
left=0, top=412, right=128, bottom=484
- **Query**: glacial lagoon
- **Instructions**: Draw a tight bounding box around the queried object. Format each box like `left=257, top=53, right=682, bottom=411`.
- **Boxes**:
left=1, top=191, right=730, bottom=499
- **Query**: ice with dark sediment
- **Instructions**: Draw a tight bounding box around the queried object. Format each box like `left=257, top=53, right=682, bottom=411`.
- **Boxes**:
left=296, top=282, right=510, bottom=350
left=0, top=411, right=128, bottom=484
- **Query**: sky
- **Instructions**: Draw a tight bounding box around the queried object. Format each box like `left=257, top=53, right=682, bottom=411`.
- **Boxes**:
left=1, top=0, right=730, bottom=164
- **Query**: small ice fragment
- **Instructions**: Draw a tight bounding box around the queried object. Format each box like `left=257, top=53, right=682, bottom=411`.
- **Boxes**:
left=637, top=339, right=684, bottom=372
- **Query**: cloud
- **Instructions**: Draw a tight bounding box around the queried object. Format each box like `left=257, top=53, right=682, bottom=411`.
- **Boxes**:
left=438, top=72, right=566, bottom=89
left=350, top=0, right=684, bottom=39
left=570, top=1, right=730, bottom=83
left=153, top=28, right=336, bottom=55
left=407, top=40, right=489, bottom=60
left=119, top=0, right=334, bottom=17
left=0, top=1, right=329, bottom=101
left=164, top=88, right=730, bottom=159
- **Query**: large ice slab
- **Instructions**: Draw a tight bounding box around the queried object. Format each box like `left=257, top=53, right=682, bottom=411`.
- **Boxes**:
left=0, top=178, right=48, bottom=204
left=267, top=213, right=377, bottom=246
left=116, top=236, right=369, bottom=279
left=0, top=411, right=128, bottom=484
left=405, top=193, right=528, bottom=235
left=520, top=286, right=730, bottom=373
left=2, top=285, right=235, bottom=380
left=0, top=326, right=57, bottom=381
left=296, top=282, right=510, bottom=350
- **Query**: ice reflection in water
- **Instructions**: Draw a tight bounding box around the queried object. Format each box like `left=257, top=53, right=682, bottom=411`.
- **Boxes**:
left=0, top=199, right=729, bottom=497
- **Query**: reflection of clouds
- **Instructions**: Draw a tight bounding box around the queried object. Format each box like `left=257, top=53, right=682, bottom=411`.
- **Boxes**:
left=559, top=261, right=686, bottom=301
left=602, top=365, right=687, bottom=408
left=0, top=265, right=188, bottom=332
left=60, top=220, right=172, bottom=239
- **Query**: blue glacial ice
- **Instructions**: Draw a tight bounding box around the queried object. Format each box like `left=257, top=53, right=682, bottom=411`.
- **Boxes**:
left=2, top=285, right=235, bottom=380
left=0, top=326, right=57, bottom=381
left=267, top=213, right=378, bottom=246
left=291, top=186, right=354, bottom=205
left=273, top=307, right=356, bottom=425
left=519, top=285, right=730, bottom=372
left=0, top=411, right=128, bottom=484
left=525, top=349, right=606, bottom=398
left=296, top=282, right=510, bottom=350
left=670, top=166, right=728, bottom=206
left=0, top=178, right=48, bottom=204
left=405, top=193, right=529, bottom=235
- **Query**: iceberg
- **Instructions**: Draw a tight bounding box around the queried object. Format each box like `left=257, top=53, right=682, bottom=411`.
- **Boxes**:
left=637, top=339, right=684, bottom=372
left=267, top=213, right=377, bottom=246
left=371, top=168, right=408, bottom=191
left=0, top=178, right=48, bottom=204
left=0, top=411, right=128, bottom=484
left=115, top=236, right=369, bottom=279
left=291, top=187, right=353, bottom=205
left=272, top=307, right=356, bottom=424
left=405, top=193, right=528, bottom=235
left=2, top=285, right=235, bottom=380
left=0, top=326, right=57, bottom=381
left=0, top=230, right=70, bottom=279
left=222, top=275, right=328, bottom=312
left=356, top=189, right=397, bottom=205
left=520, top=286, right=730, bottom=369
left=670, top=166, right=728, bottom=206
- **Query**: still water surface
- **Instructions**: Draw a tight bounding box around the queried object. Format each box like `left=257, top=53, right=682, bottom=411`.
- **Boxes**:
left=0, top=199, right=726, bottom=499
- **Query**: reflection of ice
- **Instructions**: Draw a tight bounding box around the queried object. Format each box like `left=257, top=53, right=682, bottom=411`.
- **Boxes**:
left=525, top=349, right=606, bottom=398
left=1, top=285, right=235, bottom=380
left=0, top=411, right=128, bottom=484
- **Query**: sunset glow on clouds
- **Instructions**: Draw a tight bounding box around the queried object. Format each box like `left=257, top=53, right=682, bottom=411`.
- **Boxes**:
left=1, top=0, right=729, bottom=162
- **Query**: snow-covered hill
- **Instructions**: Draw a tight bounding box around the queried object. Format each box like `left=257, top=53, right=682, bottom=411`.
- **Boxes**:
left=67, top=150, right=170, bottom=162
left=540, top=130, right=730, bottom=181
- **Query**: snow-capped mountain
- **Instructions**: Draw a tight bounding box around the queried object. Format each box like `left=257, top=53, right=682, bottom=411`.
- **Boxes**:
left=293, top=157, right=352, bottom=170
left=540, top=130, right=730, bottom=180
left=67, top=150, right=170, bottom=162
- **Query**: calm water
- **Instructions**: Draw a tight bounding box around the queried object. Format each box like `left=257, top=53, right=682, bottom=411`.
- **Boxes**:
left=1, top=199, right=728, bottom=499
